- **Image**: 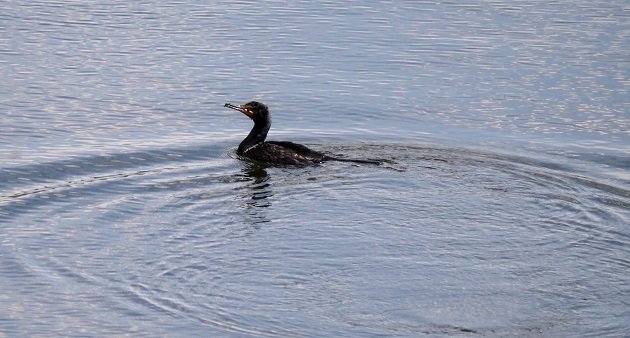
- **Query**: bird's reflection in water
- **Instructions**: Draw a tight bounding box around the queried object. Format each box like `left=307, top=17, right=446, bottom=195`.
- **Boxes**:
left=240, top=164, right=273, bottom=226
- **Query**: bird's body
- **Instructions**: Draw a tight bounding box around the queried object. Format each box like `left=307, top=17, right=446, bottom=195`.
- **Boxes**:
left=224, top=101, right=380, bottom=166
left=241, top=141, right=328, bottom=165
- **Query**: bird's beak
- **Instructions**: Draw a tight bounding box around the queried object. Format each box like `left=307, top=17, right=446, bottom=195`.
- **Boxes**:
left=224, top=102, right=254, bottom=118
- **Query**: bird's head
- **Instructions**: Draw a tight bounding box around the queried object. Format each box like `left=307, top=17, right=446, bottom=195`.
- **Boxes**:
left=224, top=101, right=270, bottom=125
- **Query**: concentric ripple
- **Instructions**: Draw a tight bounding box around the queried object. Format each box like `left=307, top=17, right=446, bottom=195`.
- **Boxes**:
left=1, top=143, right=627, bottom=336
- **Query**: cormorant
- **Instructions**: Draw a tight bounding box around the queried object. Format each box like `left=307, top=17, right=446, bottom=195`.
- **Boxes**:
left=224, top=101, right=380, bottom=165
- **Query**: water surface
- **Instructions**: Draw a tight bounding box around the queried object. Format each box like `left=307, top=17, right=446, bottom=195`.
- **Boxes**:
left=1, top=1, right=628, bottom=337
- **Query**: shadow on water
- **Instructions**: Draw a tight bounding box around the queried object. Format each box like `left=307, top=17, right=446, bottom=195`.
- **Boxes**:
left=239, top=164, right=273, bottom=226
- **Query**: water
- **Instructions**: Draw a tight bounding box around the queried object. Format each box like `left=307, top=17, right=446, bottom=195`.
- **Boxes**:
left=1, top=1, right=628, bottom=336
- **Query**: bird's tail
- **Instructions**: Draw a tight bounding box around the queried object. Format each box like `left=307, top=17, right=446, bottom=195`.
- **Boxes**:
left=325, top=156, right=385, bottom=165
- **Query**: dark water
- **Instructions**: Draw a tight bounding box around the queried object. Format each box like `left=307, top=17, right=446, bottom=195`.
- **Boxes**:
left=1, top=1, right=629, bottom=337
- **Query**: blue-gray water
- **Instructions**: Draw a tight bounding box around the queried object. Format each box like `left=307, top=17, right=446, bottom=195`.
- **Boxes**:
left=1, top=1, right=629, bottom=337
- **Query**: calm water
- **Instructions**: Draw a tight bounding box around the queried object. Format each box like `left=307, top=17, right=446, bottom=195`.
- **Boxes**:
left=1, top=1, right=629, bottom=337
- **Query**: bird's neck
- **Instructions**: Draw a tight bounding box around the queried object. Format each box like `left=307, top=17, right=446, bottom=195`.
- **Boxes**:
left=238, top=120, right=270, bottom=155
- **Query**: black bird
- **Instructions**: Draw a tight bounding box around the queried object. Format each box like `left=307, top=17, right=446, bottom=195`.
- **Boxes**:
left=224, top=101, right=380, bottom=165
